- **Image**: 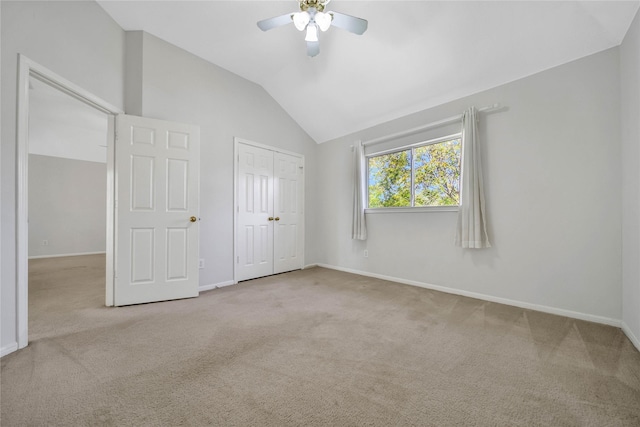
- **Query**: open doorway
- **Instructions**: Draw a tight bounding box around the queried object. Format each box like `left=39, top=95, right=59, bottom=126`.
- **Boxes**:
left=26, top=77, right=109, bottom=341
left=16, top=56, right=201, bottom=350
left=16, top=55, right=123, bottom=349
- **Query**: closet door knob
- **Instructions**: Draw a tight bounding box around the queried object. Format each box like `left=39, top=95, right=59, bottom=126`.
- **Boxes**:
left=275, top=217, right=280, bottom=221
left=268, top=217, right=274, bottom=221
left=190, top=216, right=197, bottom=223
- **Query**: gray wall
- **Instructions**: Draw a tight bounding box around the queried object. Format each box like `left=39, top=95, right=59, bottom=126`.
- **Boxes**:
left=1, top=0, right=125, bottom=353
left=316, top=48, right=623, bottom=324
left=621, top=10, right=640, bottom=346
left=126, top=32, right=319, bottom=289
left=28, top=155, right=106, bottom=258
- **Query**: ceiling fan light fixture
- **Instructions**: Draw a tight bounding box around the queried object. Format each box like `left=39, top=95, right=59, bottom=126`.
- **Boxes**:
left=305, top=23, right=319, bottom=42
left=315, top=11, right=332, bottom=31
left=257, top=0, right=367, bottom=56
left=293, top=11, right=310, bottom=31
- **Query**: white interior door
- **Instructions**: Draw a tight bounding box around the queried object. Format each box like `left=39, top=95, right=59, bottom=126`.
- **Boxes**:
left=114, top=114, right=200, bottom=306
left=236, top=144, right=274, bottom=281
left=273, top=152, right=304, bottom=274
left=235, top=141, right=304, bottom=282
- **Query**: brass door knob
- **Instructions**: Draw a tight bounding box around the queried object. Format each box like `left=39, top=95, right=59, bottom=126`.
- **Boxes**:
left=274, top=217, right=280, bottom=221
left=268, top=217, right=274, bottom=221
left=190, top=216, right=197, bottom=222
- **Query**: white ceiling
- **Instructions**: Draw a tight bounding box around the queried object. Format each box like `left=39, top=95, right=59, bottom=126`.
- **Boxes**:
left=97, top=0, right=640, bottom=143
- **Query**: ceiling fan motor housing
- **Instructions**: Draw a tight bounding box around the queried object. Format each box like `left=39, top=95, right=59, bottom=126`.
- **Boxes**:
left=299, top=0, right=327, bottom=13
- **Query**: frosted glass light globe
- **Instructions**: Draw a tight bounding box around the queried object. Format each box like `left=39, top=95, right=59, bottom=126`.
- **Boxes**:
left=315, top=12, right=332, bottom=32
left=293, top=11, right=310, bottom=31
left=305, top=24, right=319, bottom=42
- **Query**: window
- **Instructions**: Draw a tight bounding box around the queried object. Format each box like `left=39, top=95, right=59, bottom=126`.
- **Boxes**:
left=367, top=135, right=461, bottom=209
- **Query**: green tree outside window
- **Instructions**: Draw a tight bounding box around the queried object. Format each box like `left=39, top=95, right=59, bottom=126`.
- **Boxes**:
left=368, top=137, right=461, bottom=208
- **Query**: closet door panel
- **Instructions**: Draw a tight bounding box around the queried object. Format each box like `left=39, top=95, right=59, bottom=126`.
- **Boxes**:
left=236, top=144, right=274, bottom=281
left=273, top=152, right=304, bottom=274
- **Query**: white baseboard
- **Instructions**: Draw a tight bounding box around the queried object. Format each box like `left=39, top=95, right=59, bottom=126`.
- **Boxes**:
left=29, top=251, right=106, bottom=260
left=316, top=263, right=622, bottom=328
left=622, top=321, right=640, bottom=352
left=1, top=342, right=18, bottom=358
left=199, top=280, right=236, bottom=293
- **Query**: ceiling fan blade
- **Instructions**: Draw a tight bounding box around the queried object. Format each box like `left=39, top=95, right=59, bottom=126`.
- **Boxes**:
left=328, top=11, right=368, bottom=35
left=307, top=41, right=320, bottom=57
left=257, top=13, right=293, bottom=31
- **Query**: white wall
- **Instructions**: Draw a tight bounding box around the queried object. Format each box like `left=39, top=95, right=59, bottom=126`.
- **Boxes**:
left=28, top=76, right=109, bottom=164
left=28, top=155, right=106, bottom=258
left=1, top=0, right=125, bottom=353
left=621, top=9, right=640, bottom=347
left=317, top=48, right=622, bottom=324
left=127, top=32, right=319, bottom=289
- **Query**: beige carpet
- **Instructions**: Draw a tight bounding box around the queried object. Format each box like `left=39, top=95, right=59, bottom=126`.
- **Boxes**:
left=2, top=254, right=640, bottom=426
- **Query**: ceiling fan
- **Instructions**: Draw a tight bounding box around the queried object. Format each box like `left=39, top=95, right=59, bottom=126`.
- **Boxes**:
left=257, top=0, right=368, bottom=57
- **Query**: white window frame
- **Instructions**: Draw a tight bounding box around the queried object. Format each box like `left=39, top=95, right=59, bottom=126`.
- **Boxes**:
left=365, top=133, right=462, bottom=214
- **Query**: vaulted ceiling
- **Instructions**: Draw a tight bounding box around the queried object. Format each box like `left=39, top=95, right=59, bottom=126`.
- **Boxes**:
left=97, top=1, right=640, bottom=143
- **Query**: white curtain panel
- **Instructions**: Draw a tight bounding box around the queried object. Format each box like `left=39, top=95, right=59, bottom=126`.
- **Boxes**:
left=352, top=140, right=367, bottom=240
left=455, top=107, right=491, bottom=248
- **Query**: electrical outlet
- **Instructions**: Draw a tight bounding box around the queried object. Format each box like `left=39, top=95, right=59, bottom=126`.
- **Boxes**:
left=42, top=240, right=49, bottom=246
left=199, top=259, right=205, bottom=269
left=364, top=250, right=368, bottom=258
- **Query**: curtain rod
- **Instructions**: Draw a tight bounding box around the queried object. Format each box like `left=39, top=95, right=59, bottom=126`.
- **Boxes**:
left=362, top=103, right=502, bottom=147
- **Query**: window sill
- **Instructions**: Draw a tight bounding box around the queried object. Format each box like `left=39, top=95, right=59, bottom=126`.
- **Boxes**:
left=365, top=206, right=459, bottom=214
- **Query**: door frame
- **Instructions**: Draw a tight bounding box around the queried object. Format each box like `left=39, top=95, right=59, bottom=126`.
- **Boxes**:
left=233, top=137, right=305, bottom=284
left=15, top=55, right=123, bottom=349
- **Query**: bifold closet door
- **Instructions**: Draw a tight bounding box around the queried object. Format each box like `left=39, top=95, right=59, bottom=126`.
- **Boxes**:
left=273, top=152, right=303, bottom=274
left=237, top=144, right=275, bottom=281
left=236, top=143, right=304, bottom=282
